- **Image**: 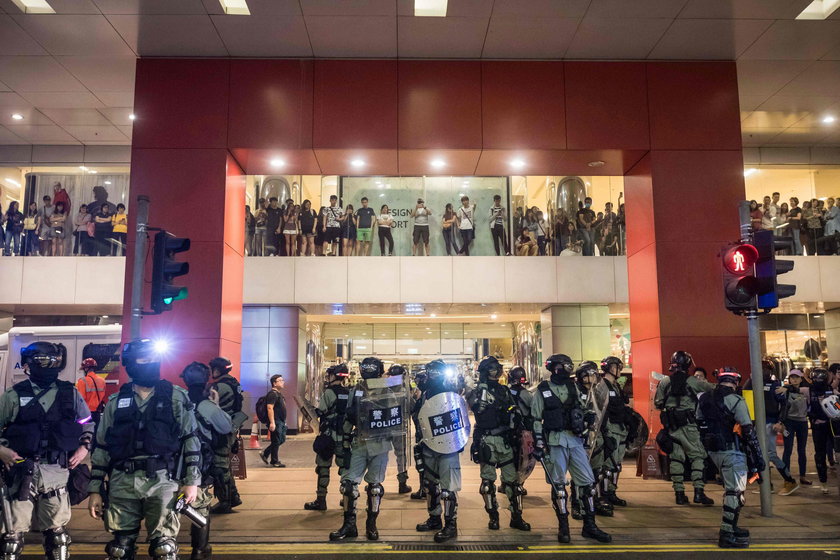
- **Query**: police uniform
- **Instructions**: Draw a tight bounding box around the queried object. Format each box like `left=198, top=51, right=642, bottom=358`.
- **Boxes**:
left=182, top=362, right=234, bottom=560
left=409, top=371, right=429, bottom=501
left=208, top=358, right=245, bottom=514
left=330, top=357, right=402, bottom=541
left=508, top=367, right=535, bottom=495
left=0, top=342, right=93, bottom=560
left=415, top=360, right=468, bottom=544
left=305, top=366, right=350, bottom=511
left=599, top=357, right=630, bottom=507
left=469, top=357, right=530, bottom=532
left=654, top=351, right=715, bottom=505
left=387, top=365, right=412, bottom=495
left=572, top=361, right=612, bottom=518
left=696, top=367, right=762, bottom=548
left=89, top=339, right=202, bottom=560
left=531, top=354, right=611, bottom=544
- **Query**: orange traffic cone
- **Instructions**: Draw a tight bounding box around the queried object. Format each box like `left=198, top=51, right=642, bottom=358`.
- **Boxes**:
left=248, top=420, right=261, bottom=449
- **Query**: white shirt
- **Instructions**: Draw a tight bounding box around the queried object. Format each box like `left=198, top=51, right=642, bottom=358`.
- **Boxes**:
left=458, top=205, right=475, bottom=230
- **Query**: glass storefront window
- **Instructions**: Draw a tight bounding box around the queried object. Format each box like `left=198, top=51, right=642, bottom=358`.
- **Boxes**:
left=761, top=329, right=826, bottom=368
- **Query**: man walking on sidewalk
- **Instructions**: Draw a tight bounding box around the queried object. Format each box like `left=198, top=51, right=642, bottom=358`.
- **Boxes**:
left=261, top=374, right=287, bottom=468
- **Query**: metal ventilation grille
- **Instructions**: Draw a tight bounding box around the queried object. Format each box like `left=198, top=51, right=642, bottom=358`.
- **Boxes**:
left=391, top=544, right=522, bottom=552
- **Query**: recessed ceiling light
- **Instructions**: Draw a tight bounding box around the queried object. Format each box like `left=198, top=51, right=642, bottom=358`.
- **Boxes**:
left=89, top=170, right=98, bottom=174
left=415, top=0, right=447, bottom=16
left=10, top=0, right=54, bottom=14
left=219, top=0, right=250, bottom=15
left=79, top=166, right=87, bottom=171
left=101, top=315, right=109, bottom=319
left=587, top=160, right=605, bottom=167
left=823, top=115, right=836, bottom=124
left=270, top=158, right=285, bottom=168
left=743, top=168, right=758, bottom=177
left=104, top=180, right=112, bottom=185
left=351, top=159, right=365, bottom=168
left=796, top=0, right=840, bottom=19
left=490, top=313, right=498, bottom=320
left=430, top=313, right=436, bottom=318
left=510, top=159, right=525, bottom=169
left=11, top=113, right=23, bottom=121
left=430, top=159, right=446, bottom=169
left=128, top=113, right=136, bottom=121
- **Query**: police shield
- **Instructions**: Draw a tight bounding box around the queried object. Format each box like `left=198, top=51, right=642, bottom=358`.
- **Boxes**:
left=584, top=379, right=609, bottom=459
left=355, top=375, right=407, bottom=442
left=418, top=392, right=471, bottom=454
left=625, top=408, right=649, bottom=455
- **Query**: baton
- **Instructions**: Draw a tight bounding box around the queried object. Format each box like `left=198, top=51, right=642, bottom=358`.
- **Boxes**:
left=537, top=454, right=565, bottom=496
left=174, top=493, right=207, bottom=528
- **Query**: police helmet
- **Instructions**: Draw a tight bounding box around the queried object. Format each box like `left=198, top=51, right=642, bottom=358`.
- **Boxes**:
left=600, top=356, right=624, bottom=375
left=545, top=354, right=574, bottom=376
left=669, top=350, right=694, bottom=373
left=80, top=357, right=98, bottom=371
left=811, top=368, right=829, bottom=384
left=716, top=366, right=741, bottom=385
left=209, top=356, right=233, bottom=375
left=507, top=366, right=527, bottom=386
left=120, top=338, right=160, bottom=367
left=575, top=360, right=599, bottom=383
left=425, top=359, right=447, bottom=380
left=477, top=356, right=502, bottom=383
left=181, top=361, right=210, bottom=387
left=21, top=341, right=67, bottom=374
left=388, top=364, right=407, bottom=377
left=327, top=363, right=350, bottom=379
left=360, top=357, right=384, bottom=379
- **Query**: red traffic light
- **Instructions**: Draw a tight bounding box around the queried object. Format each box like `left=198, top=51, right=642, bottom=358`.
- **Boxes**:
left=723, top=243, right=758, bottom=275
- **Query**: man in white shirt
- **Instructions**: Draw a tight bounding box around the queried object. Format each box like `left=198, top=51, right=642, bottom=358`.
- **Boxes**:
left=456, top=196, right=476, bottom=256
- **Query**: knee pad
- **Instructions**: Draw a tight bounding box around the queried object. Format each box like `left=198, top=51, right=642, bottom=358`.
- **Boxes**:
left=43, top=528, right=71, bottom=559
left=440, top=489, right=453, bottom=501
left=148, top=537, right=178, bottom=560
left=479, top=479, right=495, bottom=496
left=105, top=533, right=137, bottom=560
left=725, top=489, right=745, bottom=506
left=0, top=533, right=23, bottom=558
left=339, top=480, right=358, bottom=498
left=366, top=483, right=384, bottom=498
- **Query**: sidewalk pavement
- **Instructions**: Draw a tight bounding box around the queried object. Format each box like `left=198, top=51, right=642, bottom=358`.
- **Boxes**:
left=68, top=434, right=840, bottom=545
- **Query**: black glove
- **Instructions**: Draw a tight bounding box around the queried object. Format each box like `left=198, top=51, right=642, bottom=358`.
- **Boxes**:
left=533, top=433, right=546, bottom=460
left=742, top=424, right=766, bottom=475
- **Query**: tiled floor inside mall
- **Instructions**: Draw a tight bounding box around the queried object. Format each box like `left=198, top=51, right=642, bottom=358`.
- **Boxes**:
left=69, top=433, right=840, bottom=544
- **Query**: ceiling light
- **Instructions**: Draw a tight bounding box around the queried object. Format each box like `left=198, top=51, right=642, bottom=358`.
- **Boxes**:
left=4, top=178, right=20, bottom=187
left=219, top=0, right=250, bottom=15
left=796, top=0, right=840, bottom=19
left=11, top=113, right=23, bottom=121
left=587, top=160, right=606, bottom=168
left=415, top=0, right=447, bottom=16
left=430, top=313, right=437, bottom=318
left=79, top=166, right=87, bottom=171
left=490, top=313, right=498, bottom=320
left=430, top=159, right=446, bottom=169
left=743, top=168, right=758, bottom=177
left=9, top=0, right=54, bottom=14
left=104, top=180, right=112, bottom=185
left=351, top=159, right=365, bottom=168
left=89, top=170, right=98, bottom=174
left=823, top=115, right=836, bottom=124
left=270, top=158, right=285, bottom=168
left=101, top=315, right=109, bottom=319
left=510, top=159, right=525, bottom=169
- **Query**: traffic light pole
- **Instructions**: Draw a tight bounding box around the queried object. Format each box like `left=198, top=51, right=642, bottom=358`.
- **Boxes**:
left=129, top=195, right=150, bottom=340
left=739, top=200, right=773, bottom=517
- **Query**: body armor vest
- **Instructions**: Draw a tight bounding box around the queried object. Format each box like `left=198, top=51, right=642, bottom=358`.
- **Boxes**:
left=698, top=387, right=737, bottom=451
left=105, top=381, right=180, bottom=463
left=604, top=380, right=628, bottom=424
left=474, top=384, right=512, bottom=430
left=5, top=380, right=82, bottom=460
left=538, top=380, right=575, bottom=433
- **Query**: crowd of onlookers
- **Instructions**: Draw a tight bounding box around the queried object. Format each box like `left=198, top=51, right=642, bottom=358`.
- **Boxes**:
left=750, top=193, right=840, bottom=255
left=0, top=182, right=126, bottom=257
left=245, top=194, right=626, bottom=257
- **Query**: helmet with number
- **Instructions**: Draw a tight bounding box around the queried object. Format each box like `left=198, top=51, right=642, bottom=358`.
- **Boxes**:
left=425, top=359, right=448, bottom=380
left=669, top=350, right=694, bottom=373
left=477, top=356, right=502, bottom=384
left=121, top=338, right=161, bottom=386
left=716, top=366, right=741, bottom=385
left=600, top=356, right=624, bottom=376
left=387, top=363, right=407, bottom=377
left=21, top=341, right=67, bottom=385
left=576, top=360, right=599, bottom=384
left=181, top=361, right=210, bottom=388
left=326, top=363, right=350, bottom=379
left=820, top=394, right=840, bottom=419
left=545, top=354, right=574, bottom=377
left=360, top=357, right=384, bottom=380
left=811, top=368, right=830, bottom=384
left=80, top=357, right=98, bottom=372
left=507, top=366, right=527, bottom=386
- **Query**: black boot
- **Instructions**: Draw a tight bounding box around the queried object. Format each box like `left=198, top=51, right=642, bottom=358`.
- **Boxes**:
left=417, top=481, right=442, bottom=531
left=606, top=491, right=626, bottom=507
left=595, top=497, right=614, bottom=517
left=397, top=472, right=412, bottom=494
left=551, top=487, right=571, bottom=543
left=510, top=511, right=531, bottom=531
left=434, top=491, right=458, bottom=543
left=693, top=488, right=715, bottom=506
left=508, top=485, right=531, bottom=531
left=365, top=483, right=383, bottom=541
left=210, top=480, right=233, bottom=515
left=675, top=491, right=689, bottom=505
left=190, top=521, right=212, bottom=560
left=487, top=509, right=500, bottom=530
left=480, top=480, right=499, bottom=530
left=416, top=516, right=442, bottom=532
left=731, top=509, right=749, bottom=539
left=718, top=530, right=749, bottom=549
left=410, top=487, right=426, bottom=500
left=558, top=514, right=571, bottom=544
left=580, top=485, right=612, bottom=543
left=329, top=512, right=358, bottom=541
left=366, top=513, right=379, bottom=541
left=434, top=519, right=457, bottom=543
left=304, top=496, right=327, bottom=511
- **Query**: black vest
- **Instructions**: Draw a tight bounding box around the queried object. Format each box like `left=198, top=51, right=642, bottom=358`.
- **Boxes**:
left=538, top=380, right=574, bottom=433
left=809, top=384, right=834, bottom=422
left=604, top=380, right=628, bottom=424
left=213, top=375, right=243, bottom=413
left=5, top=380, right=82, bottom=459
left=698, top=388, right=737, bottom=450
left=105, top=381, right=181, bottom=463
left=474, top=384, right=513, bottom=430
left=329, top=386, right=350, bottom=417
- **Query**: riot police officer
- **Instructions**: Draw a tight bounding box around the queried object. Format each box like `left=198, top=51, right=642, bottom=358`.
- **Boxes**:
left=88, top=338, right=201, bottom=560
left=0, top=342, right=93, bottom=560
left=697, top=367, right=763, bottom=548
left=599, top=356, right=630, bottom=508
left=208, top=357, right=246, bottom=514
left=573, top=360, right=613, bottom=518
left=330, top=357, right=405, bottom=541
left=181, top=362, right=234, bottom=560
left=654, top=351, right=715, bottom=506
left=469, top=356, right=531, bottom=532
left=415, top=359, right=469, bottom=543
left=409, top=368, right=429, bottom=501
left=531, top=354, right=611, bottom=544
left=304, top=364, right=350, bottom=511
left=507, top=366, right=535, bottom=496
left=386, top=364, right=412, bottom=494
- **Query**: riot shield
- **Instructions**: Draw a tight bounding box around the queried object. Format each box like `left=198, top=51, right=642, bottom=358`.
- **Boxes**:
left=418, top=392, right=471, bottom=454
left=515, top=429, right=536, bottom=484
left=625, top=408, right=649, bottom=455
left=585, top=379, right=610, bottom=459
left=355, top=375, right=407, bottom=442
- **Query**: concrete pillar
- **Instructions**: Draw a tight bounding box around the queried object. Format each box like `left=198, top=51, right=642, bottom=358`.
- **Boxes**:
left=540, top=305, right=611, bottom=366
left=826, top=308, right=840, bottom=364
left=240, top=305, right=306, bottom=433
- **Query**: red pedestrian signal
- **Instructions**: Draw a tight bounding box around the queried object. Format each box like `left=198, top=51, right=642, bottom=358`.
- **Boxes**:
left=723, top=244, right=758, bottom=274
left=721, top=243, right=759, bottom=313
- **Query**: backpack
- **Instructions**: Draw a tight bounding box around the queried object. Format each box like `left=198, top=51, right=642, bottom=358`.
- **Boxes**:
left=256, top=394, right=270, bottom=424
